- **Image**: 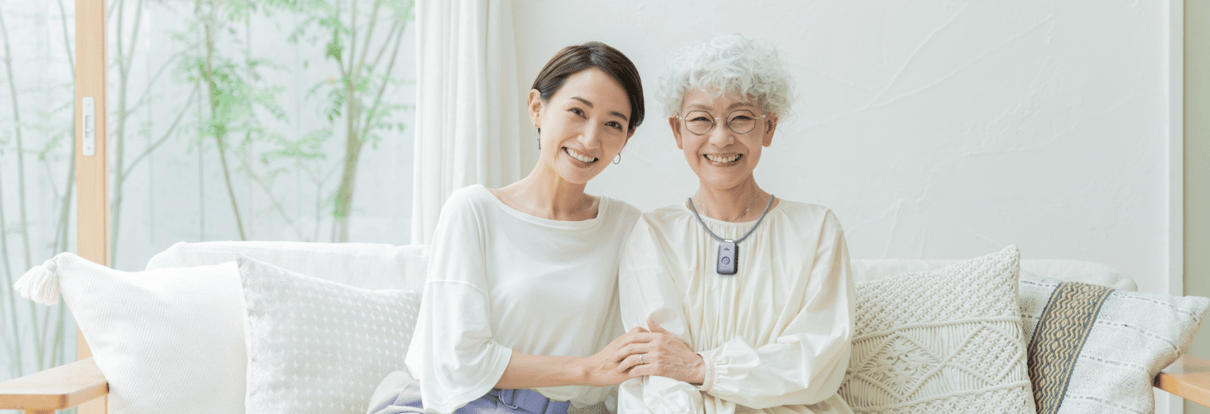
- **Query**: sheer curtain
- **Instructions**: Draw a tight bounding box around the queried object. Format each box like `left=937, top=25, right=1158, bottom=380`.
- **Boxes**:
left=411, top=0, right=522, bottom=244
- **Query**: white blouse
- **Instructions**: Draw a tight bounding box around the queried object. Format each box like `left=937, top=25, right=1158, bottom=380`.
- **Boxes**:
left=405, top=185, right=641, bottom=413
left=618, top=200, right=855, bottom=414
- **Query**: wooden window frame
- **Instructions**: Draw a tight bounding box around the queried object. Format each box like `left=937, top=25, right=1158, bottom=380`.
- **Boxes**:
left=75, top=0, right=107, bottom=413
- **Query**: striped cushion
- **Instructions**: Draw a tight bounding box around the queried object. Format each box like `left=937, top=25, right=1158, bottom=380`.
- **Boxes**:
left=1020, top=274, right=1208, bottom=413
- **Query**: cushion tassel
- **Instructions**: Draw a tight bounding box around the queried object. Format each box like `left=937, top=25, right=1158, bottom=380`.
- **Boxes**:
left=14, top=255, right=63, bottom=305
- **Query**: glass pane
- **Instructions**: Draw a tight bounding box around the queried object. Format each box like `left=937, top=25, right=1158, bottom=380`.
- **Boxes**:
left=0, top=0, right=79, bottom=408
left=106, top=0, right=417, bottom=271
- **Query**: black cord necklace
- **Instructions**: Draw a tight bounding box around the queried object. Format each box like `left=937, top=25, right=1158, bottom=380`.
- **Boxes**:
left=687, top=194, right=775, bottom=275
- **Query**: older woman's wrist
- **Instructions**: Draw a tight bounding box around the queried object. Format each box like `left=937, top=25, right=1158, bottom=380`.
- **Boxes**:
left=694, top=351, right=715, bottom=392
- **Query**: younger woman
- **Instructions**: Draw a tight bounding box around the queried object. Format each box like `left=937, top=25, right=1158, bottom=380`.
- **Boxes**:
left=370, top=41, right=649, bottom=414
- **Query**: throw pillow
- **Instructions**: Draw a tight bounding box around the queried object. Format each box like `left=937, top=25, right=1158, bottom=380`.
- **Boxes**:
left=1019, top=272, right=1208, bottom=414
left=837, top=246, right=1035, bottom=413
left=237, top=256, right=420, bottom=414
left=13, top=253, right=246, bottom=414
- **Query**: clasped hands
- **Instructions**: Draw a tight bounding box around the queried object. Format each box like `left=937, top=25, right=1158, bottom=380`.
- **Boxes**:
left=582, top=318, right=705, bottom=387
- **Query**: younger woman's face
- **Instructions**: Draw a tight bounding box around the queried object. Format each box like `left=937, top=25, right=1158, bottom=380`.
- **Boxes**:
left=529, top=68, right=634, bottom=185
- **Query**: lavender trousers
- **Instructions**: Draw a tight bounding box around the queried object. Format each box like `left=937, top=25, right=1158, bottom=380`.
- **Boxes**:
left=367, top=370, right=571, bottom=414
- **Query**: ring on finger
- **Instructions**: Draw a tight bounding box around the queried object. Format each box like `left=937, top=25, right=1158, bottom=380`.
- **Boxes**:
left=639, top=354, right=644, bottom=365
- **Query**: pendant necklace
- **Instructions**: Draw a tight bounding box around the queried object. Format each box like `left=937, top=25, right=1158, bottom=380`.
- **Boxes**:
left=687, top=194, right=775, bottom=275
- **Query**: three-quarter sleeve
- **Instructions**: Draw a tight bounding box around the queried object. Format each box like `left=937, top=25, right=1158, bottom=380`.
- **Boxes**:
left=698, top=213, right=855, bottom=408
left=405, top=191, right=513, bottom=414
left=617, top=219, right=706, bottom=414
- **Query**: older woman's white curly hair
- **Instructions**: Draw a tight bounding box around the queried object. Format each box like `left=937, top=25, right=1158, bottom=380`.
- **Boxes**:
left=659, top=34, right=794, bottom=118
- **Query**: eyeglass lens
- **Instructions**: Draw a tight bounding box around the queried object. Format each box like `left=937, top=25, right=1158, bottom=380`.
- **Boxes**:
left=683, top=110, right=760, bottom=135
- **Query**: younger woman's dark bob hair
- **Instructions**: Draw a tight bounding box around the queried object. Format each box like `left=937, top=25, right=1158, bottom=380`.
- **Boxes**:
left=531, top=41, right=645, bottom=133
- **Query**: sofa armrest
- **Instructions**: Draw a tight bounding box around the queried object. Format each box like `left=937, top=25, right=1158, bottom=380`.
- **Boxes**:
left=1156, top=354, right=1210, bottom=407
left=0, top=357, right=108, bottom=413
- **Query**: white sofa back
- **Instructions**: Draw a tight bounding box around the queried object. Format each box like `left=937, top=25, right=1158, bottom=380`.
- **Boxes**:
left=851, top=258, right=1137, bottom=291
left=139, top=241, right=1145, bottom=414
left=148, top=241, right=1138, bottom=292
left=147, top=241, right=429, bottom=291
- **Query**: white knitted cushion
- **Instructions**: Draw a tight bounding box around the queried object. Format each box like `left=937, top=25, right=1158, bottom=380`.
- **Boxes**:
left=1020, top=272, right=1208, bottom=413
left=837, top=246, right=1035, bottom=413
left=238, top=256, right=420, bottom=414
left=14, top=254, right=245, bottom=414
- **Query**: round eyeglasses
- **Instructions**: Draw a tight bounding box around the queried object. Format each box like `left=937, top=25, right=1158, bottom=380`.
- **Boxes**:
left=677, top=109, right=768, bottom=135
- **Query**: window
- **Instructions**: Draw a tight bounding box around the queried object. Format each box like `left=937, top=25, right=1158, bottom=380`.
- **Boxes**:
left=106, top=1, right=417, bottom=270
left=0, top=1, right=417, bottom=399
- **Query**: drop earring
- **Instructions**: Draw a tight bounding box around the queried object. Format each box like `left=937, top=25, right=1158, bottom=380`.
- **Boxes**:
left=534, top=127, right=541, bottom=149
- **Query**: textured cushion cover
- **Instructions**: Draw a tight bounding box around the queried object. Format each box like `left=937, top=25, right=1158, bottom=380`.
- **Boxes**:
left=238, top=256, right=420, bottom=414
left=838, top=246, right=1035, bottom=413
left=17, top=253, right=246, bottom=414
left=148, top=241, right=429, bottom=291
left=1020, top=272, right=1208, bottom=413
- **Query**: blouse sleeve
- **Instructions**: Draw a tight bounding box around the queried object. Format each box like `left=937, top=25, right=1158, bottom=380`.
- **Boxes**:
left=697, top=212, right=855, bottom=408
left=617, top=218, right=706, bottom=414
left=405, top=190, right=513, bottom=414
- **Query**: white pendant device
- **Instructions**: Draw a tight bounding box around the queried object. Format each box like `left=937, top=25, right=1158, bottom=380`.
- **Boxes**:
left=688, top=195, right=774, bottom=276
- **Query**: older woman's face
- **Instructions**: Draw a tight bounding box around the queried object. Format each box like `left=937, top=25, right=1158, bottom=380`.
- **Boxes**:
left=670, top=88, right=778, bottom=190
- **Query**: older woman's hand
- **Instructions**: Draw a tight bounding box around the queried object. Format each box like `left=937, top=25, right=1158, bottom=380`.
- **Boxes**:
left=615, top=319, right=706, bottom=385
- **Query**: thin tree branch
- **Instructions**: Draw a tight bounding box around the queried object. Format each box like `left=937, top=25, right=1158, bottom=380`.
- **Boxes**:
left=55, top=0, right=77, bottom=257
left=0, top=0, right=32, bottom=272
left=235, top=156, right=307, bottom=241
left=129, top=0, right=147, bottom=72
left=129, top=46, right=196, bottom=113
left=201, top=3, right=247, bottom=241
left=0, top=7, right=44, bottom=369
left=348, top=0, right=358, bottom=79
left=0, top=153, right=22, bottom=378
left=121, top=85, right=199, bottom=178
left=334, top=0, right=349, bottom=80
left=352, top=0, right=382, bottom=80
left=360, top=18, right=406, bottom=138
left=38, top=300, right=53, bottom=369
left=107, top=0, right=119, bottom=29
left=56, top=0, right=75, bottom=73
left=50, top=304, right=66, bottom=367
left=116, top=0, right=127, bottom=75
left=42, top=160, right=62, bottom=202
left=54, top=147, right=75, bottom=254
left=109, top=0, right=131, bottom=266
left=368, top=19, right=399, bottom=74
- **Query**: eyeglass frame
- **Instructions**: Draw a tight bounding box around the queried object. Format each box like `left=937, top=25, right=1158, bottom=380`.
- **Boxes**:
left=675, top=109, right=770, bottom=135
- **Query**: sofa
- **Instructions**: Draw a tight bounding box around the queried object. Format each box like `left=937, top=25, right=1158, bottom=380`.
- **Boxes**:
left=0, top=241, right=1206, bottom=414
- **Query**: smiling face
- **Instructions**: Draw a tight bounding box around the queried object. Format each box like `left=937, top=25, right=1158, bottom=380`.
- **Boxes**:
left=670, top=88, right=778, bottom=191
left=529, top=68, right=634, bottom=186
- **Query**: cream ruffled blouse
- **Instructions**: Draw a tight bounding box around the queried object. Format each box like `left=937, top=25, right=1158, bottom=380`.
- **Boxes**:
left=618, top=200, right=856, bottom=414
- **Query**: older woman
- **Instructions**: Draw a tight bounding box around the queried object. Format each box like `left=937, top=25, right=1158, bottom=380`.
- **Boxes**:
left=614, top=35, right=855, bottom=414
left=369, top=41, right=653, bottom=414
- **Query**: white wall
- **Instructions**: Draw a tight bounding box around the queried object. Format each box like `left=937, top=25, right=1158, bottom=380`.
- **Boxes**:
left=512, top=1, right=1174, bottom=295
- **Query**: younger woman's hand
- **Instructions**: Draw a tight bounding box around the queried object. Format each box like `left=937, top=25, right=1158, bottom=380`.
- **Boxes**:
left=614, top=319, right=706, bottom=385
left=580, top=326, right=652, bottom=386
